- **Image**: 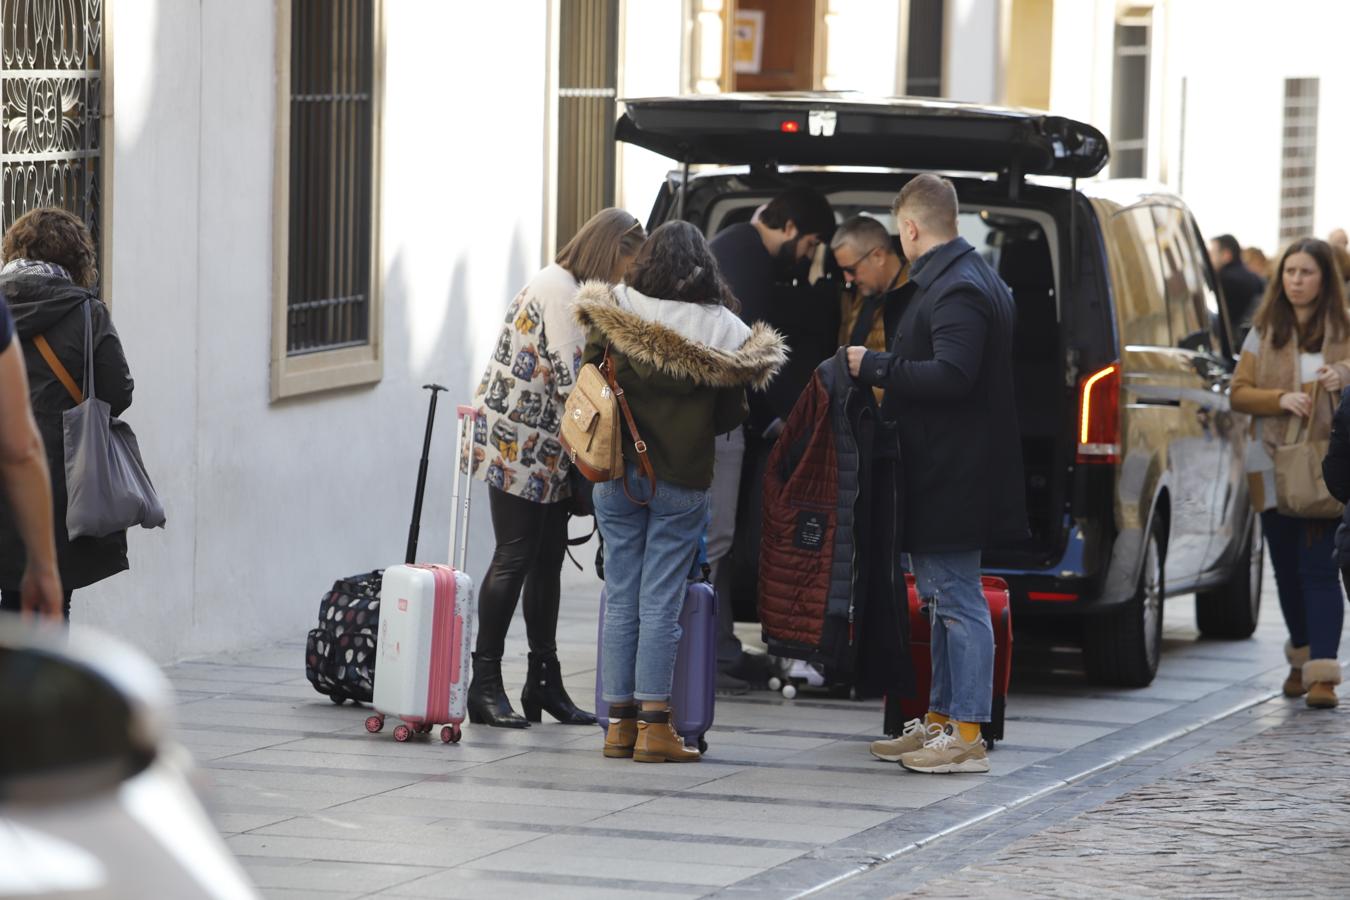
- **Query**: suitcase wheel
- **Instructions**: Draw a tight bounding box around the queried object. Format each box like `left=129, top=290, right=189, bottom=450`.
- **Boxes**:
left=330, top=694, right=346, bottom=706
left=697, top=737, right=708, bottom=754
left=365, top=715, right=384, bottom=734
left=441, top=724, right=462, bottom=744
left=393, top=724, right=412, bottom=742
left=780, top=683, right=797, bottom=700
left=767, top=676, right=782, bottom=692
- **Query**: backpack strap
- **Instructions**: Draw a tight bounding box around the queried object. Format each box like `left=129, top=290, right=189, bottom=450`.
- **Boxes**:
left=32, top=335, right=83, bottom=405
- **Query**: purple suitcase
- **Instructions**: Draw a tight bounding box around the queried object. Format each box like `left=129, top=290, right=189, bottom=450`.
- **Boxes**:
left=594, top=580, right=717, bottom=753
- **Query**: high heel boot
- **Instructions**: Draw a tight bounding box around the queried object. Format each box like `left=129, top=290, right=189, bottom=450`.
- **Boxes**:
left=520, top=652, right=597, bottom=725
left=467, top=653, right=529, bottom=728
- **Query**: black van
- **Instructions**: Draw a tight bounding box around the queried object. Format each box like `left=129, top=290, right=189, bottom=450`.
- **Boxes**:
left=618, top=94, right=1261, bottom=687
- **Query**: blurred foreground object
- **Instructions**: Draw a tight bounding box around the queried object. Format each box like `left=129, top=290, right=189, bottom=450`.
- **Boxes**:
left=0, top=618, right=257, bottom=899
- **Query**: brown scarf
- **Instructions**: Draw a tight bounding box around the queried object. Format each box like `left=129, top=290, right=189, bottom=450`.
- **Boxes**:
left=1252, top=326, right=1350, bottom=452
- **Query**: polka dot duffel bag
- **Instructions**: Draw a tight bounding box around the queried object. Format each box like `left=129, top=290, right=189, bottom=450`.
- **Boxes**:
left=305, top=570, right=382, bottom=705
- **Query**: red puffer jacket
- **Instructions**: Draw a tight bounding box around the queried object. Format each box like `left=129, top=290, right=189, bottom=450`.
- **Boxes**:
left=759, top=350, right=909, bottom=694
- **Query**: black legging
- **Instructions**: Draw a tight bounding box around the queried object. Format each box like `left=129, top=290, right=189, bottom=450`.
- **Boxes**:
left=475, top=486, right=569, bottom=658
left=1, top=589, right=74, bottom=620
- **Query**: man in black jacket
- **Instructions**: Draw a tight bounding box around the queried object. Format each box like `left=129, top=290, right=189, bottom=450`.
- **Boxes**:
left=707, top=186, right=835, bottom=690
left=1208, top=234, right=1265, bottom=343
left=847, top=174, right=1026, bottom=774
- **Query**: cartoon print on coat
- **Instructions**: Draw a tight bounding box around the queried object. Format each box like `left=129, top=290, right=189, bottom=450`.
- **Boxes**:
left=484, top=373, right=515, bottom=414
left=572, top=347, right=583, bottom=379
left=539, top=359, right=555, bottom=394
left=520, top=432, right=540, bottom=467
left=492, top=327, right=514, bottom=366
left=512, top=344, right=539, bottom=380
left=508, top=390, right=543, bottom=428
left=539, top=400, right=561, bottom=435
left=471, top=446, right=486, bottom=474
left=476, top=367, right=490, bottom=397
left=514, top=301, right=541, bottom=335
left=548, top=349, right=573, bottom=388
left=522, top=473, right=548, bottom=503
left=538, top=437, right=563, bottom=470
left=490, top=420, right=520, bottom=461
left=486, top=456, right=516, bottom=492
left=473, top=413, right=489, bottom=447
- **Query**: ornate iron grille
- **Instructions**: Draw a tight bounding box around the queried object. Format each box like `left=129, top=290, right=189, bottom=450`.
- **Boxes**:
left=286, top=0, right=375, bottom=355
left=0, top=0, right=104, bottom=280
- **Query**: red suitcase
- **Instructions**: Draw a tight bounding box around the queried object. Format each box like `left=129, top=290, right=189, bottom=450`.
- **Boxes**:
left=897, top=574, right=1012, bottom=747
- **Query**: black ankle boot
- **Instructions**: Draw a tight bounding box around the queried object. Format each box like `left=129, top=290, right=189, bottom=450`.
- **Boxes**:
left=520, top=652, right=597, bottom=725
left=467, top=653, right=529, bottom=728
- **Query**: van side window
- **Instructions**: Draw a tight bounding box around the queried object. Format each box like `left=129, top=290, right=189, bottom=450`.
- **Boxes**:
left=1152, top=206, right=1212, bottom=354
left=1109, top=206, right=1169, bottom=348
left=1183, top=211, right=1233, bottom=357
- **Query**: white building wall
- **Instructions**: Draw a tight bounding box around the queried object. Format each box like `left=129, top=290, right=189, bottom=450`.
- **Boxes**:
left=944, top=0, right=1001, bottom=103
left=1044, top=0, right=1350, bottom=255
left=618, top=0, right=686, bottom=222
left=82, top=0, right=550, bottom=662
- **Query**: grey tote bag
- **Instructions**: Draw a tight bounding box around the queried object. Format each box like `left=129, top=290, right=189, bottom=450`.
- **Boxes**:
left=37, top=302, right=166, bottom=539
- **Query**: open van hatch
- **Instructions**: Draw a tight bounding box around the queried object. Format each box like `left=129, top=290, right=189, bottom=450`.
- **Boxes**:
left=616, top=93, right=1109, bottom=179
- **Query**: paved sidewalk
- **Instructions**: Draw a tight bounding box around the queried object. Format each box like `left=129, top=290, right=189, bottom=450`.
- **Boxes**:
left=169, top=556, right=1303, bottom=899
left=901, top=697, right=1350, bottom=898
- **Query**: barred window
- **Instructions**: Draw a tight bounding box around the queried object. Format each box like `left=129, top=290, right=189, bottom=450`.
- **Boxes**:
left=0, top=1, right=105, bottom=286
left=1110, top=15, right=1150, bottom=179
left=1278, top=78, right=1318, bottom=243
left=555, top=0, right=618, bottom=249
left=904, top=0, right=944, bottom=97
left=272, top=0, right=383, bottom=400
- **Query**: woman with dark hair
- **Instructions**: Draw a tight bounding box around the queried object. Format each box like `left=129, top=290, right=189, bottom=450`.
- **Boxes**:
left=467, top=207, right=646, bottom=728
left=1233, top=237, right=1350, bottom=708
left=573, top=220, right=786, bottom=762
left=0, top=207, right=134, bottom=619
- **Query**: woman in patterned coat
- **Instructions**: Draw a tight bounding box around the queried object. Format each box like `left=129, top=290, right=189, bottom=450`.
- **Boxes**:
left=467, top=209, right=645, bottom=728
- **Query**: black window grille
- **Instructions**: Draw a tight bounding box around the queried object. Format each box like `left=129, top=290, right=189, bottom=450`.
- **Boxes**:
left=0, top=0, right=104, bottom=282
left=905, top=0, right=943, bottom=97
left=1278, top=78, right=1317, bottom=243
left=286, top=0, right=375, bottom=355
left=555, top=0, right=618, bottom=249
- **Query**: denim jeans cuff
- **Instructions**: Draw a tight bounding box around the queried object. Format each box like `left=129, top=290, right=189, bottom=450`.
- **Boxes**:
left=601, top=693, right=635, bottom=705
left=632, top=691, right=671, bottom=702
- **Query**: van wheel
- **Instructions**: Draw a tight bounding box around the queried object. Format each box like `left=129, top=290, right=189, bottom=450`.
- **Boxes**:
left=1084, top=519, right=1165, bottom=687
left=1196, top=514, right=1262, bottom=639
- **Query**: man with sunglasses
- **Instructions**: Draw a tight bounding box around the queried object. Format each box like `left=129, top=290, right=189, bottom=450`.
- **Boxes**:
left=832, top=216, right=911, bottom=371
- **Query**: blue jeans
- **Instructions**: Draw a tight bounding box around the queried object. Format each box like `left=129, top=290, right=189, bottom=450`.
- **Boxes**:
left=1262, top=511, right=1343, bottom=660
left=910, top=551, right=993, bottom=723
left=596, top=464, right=709, bottom=702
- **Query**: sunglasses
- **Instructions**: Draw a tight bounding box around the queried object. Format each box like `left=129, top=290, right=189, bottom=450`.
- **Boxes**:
left=837, top=246, right=882, bottom=278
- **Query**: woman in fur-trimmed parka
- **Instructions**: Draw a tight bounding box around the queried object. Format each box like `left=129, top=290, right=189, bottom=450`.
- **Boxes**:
left=574, top=221, right=786, bottom=763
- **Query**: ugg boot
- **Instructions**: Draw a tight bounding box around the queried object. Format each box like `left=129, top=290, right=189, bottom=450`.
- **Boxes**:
left=466, top=653, right=529, bottom=728
left=520, top=652, right=597, bottom=725
left=633, top=708, right=701, bottom=763
left=1284, top=641, right=1311, bottom=697
left=603, top=704, right=638, bottom=758
left=1303, top=659, right=1342, bottom=709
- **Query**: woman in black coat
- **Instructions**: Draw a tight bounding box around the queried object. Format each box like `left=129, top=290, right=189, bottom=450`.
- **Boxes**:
left=1320, top=386, right=1350, bottom=700
left=0, top=208, right=134, bottom=619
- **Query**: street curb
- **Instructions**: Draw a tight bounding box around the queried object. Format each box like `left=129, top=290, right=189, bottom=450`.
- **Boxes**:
left=712, top=659, right=1335, bottom=899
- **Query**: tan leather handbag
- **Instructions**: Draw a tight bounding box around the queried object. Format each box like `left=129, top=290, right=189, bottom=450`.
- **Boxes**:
left=560, top=348, right=655, bottom=503
left=1274, top=384, right=1345, bottom=519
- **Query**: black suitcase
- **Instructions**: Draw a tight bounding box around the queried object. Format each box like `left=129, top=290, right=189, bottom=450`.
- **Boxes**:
left=304, top=384, right=448, bottom=704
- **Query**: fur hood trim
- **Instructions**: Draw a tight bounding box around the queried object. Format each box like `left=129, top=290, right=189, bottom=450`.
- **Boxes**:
left=1302, top=659, right=1343, bottom=687
left=572, top=281, right=787, bottom=391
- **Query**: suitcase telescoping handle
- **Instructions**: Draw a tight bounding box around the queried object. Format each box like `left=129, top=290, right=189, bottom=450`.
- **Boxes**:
left=405, top=384, right=448, bottom=565
left=449, top=405, right=478, bottom=572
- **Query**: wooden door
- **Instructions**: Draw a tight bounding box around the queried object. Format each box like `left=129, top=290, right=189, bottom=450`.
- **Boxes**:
left=731, top=0, right=816, bottom=92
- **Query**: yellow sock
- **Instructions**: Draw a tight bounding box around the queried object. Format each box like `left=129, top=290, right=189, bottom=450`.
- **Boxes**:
left=956, top=721, right=982, bottom=743
left=926, top=712, right=949, bottom=727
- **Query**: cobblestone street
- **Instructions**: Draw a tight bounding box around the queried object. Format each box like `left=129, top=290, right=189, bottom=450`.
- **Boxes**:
left=158, top=550, right=1350, bottom=898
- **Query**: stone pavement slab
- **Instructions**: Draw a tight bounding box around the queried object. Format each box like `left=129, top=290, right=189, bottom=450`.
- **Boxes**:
left=169, top=550, right=1324, bottom=898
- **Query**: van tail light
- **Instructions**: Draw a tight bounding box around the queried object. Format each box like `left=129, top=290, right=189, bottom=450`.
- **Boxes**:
left=1077, top=363, right=1121, bottom=464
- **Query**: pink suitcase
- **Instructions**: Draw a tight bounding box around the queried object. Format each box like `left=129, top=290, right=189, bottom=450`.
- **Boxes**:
left=365, top=406, right=477, bottom=744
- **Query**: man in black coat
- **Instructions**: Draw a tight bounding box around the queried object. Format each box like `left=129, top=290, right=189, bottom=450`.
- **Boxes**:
left=847, top=174, right=1026, bottom=775
left=1208, top=234, right=1265, bottom=344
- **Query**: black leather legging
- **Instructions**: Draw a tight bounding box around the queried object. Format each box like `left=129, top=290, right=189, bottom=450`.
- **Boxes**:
left=475, top=486, right=569, bottom=658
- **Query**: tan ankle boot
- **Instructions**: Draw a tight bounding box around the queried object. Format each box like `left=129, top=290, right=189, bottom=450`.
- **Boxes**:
left=1284, top=642, right=1310, bottom=697
left=1303, top=660, right=1342, bottom=709
left=603, top=705, right=638, bottom=758
left=633, top=708, right=701, bottom=763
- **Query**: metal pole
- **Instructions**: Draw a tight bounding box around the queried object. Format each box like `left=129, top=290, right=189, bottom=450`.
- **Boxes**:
left=405, top=383, right=447, bottom=564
